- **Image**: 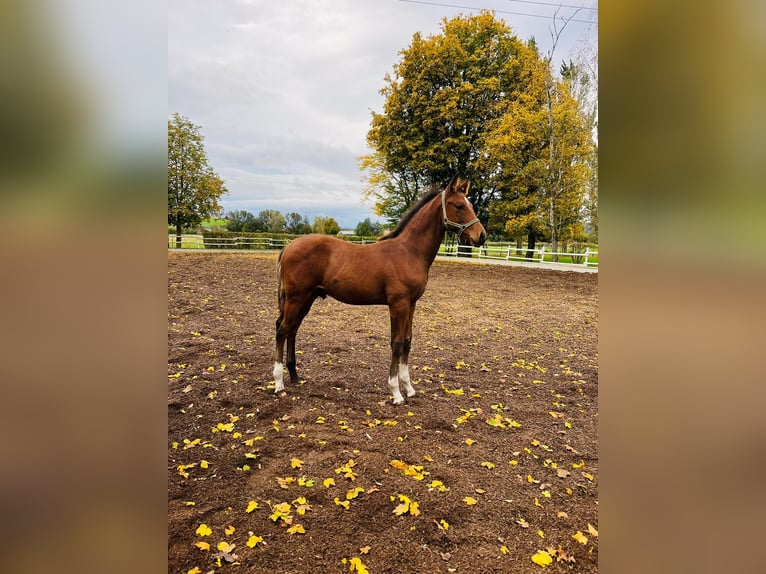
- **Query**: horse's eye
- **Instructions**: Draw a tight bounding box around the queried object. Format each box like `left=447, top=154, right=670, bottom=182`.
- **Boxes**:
left=455, top=203, right=464, bottom=210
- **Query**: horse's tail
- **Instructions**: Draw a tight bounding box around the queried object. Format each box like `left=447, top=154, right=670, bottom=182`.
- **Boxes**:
left=276, top=249, right=286, bottom=331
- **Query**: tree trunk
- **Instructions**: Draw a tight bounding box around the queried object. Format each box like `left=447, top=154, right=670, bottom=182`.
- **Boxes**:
left=176, top=222, right=182, bottom=249
left=525, top=232, right=536, bottom=259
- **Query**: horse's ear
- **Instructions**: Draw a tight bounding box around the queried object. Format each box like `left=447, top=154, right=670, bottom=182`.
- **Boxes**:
left=445, top=174, right=460, bottom=195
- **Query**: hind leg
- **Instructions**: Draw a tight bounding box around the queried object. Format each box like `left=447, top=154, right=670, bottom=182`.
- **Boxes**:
left=399, top=304, right=416, bottom=398
left=274, top=293, right=315, bottom=393
left=388, top=299, right=412, bottom=405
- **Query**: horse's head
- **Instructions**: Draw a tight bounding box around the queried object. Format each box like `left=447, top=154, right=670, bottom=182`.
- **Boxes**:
left=441, top=176, right=487, bottom=247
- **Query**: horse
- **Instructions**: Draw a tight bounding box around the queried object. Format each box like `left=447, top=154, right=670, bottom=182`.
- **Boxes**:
left=272, top=175, right=486, bottom=404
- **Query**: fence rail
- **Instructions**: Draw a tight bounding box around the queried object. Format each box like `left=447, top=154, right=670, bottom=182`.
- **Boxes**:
left=168, top=235, right=598, bottom=269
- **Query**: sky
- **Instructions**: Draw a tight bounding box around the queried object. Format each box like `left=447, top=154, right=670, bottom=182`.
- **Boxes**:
left=169, top=0, right=597, bottom=229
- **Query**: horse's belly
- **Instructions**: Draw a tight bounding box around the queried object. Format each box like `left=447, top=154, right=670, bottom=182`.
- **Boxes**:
left=325, top=282, right=387, bottom=306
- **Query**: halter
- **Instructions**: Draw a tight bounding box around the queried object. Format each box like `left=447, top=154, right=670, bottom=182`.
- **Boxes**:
left=441, top=189, right=480, bottom=241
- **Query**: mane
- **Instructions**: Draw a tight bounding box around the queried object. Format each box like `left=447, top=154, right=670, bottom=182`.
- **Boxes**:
left=378, top=188, right=442, bottom=241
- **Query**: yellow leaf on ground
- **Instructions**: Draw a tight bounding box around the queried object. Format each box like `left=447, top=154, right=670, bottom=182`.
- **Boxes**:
left=465, top=438, right=476, bottom=446
left=194, top=541, right=210, bottom=551
left=245, top=500, right=258, bottom=513
left=347, top=556, right=370, bottom=574
left=287, top=523, right=305, bottom=535
left=481, top=461, right=496, bottom=469
left=291, top=458, right=303, bottom=469
left=195, top=523, right=212, bottom=537
left=334, top=497, right=350, bottom=510
left=500, top=545, right=509, bottom=554
left=346, top=487, right=365, bottom=500
left=531, top=549, right=553, bottom=567
left=463, top=496, right=478, bottom=506
left=323, top=477, right=336, bottom=488
left=588, top=523, right=599, bottom=537
left=187, top=568, right=202, bottom=574
left=246, top=535, right=263, bottom=548
left=359, top=546, right=371, bottom=554
left=572, top=531, right=589, bottom=545
left=224, top=525, right=235, bottom=535
left=200, top=460, right=209, bottom=469
left=216, top=541, right=235, bottom=553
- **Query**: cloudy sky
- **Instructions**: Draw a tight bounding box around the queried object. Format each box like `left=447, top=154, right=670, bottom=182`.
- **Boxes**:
left=169, top=0, right=597, bottom=228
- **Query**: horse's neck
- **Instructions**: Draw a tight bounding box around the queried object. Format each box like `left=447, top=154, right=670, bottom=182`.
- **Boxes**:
left=395, top=196, right=445, bottom=265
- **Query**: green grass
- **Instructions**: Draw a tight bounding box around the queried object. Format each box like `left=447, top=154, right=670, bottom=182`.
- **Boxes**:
left=200, top=218, right=228, bottom=230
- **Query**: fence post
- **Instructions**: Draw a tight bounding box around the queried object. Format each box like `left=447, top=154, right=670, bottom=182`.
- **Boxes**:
left=583, top=247, right=589, bottom=267
left=539, top=245, right=545, bottom=263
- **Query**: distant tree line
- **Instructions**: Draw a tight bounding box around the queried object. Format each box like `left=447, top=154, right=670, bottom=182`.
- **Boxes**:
left=223, top=209, right=386, bottom=238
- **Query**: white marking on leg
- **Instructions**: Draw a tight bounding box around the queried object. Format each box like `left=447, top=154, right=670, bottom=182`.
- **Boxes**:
left=399, top=363, right=415, bottom=397
left=388, top=375, right=404, bottom=405
left=273, top=362, right=284, bottom=393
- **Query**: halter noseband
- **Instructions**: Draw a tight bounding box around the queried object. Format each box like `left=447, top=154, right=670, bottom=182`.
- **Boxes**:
left=441, top=189, right=480, bottom=241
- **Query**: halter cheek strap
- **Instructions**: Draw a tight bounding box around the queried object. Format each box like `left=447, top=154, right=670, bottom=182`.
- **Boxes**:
left=441, top=189, right=480, bottom=240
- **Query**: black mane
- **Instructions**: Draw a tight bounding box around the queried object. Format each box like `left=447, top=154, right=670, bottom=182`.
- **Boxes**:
left=378, top=188, right=442, bottom=241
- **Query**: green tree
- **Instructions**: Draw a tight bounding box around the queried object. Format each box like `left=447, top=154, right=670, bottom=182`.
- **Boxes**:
left=256, top=209, right=286, bottom=234
left=225, top=209, right=256, bottom=232
left=361, top=12, right=536, bottom=222
left=168, top=113, right=227, bottom=247
left=355, top=217, right=384, bottom=237
left=312, top=216, right=340, bottom=235
left=285, top=212, right=312, bottom=234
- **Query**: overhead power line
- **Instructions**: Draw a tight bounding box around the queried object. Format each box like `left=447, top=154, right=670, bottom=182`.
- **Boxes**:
left=399, top=0, right=598, bottom=25
left=508, top=0, right=597, bottom=12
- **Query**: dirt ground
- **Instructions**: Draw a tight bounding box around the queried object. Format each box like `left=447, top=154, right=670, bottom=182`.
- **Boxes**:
left=168, top=251, right=598, bottom=573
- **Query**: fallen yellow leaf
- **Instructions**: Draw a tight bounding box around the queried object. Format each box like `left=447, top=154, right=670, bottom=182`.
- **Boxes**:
left=195, top=523, right=212, bottom=537
left=346, top=487, right=365, bottom=500
left=291, top=457, right=303, bottom=469
left=216, top=541, right=234, bottom=553
left=588, top=523, right=599, bottom=537
left=245, top=500, right=258, bottom=513
left=334, top=497, right=350, bottom=510
left=347, top=556, right=370, bottom=574
left=531, top=549, right=553, bottom=567
left=323, top=477, right=336, bottom=488
left=246, top=535, right=263, bottom=548
left=194, top=541, right=210, bottom=551
left=287, top=523, right=305, bottom=535
left=463, top=496, right=478, bottom=506
left=224, top=525, right=235, bottom=536
left=572, top=531, right=589, bottom=545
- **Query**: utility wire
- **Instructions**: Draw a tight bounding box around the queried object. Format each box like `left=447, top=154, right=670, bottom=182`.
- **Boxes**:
left=399, top=0, right=598, bottom=25
left=508, top=0, right=597, bottom=12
